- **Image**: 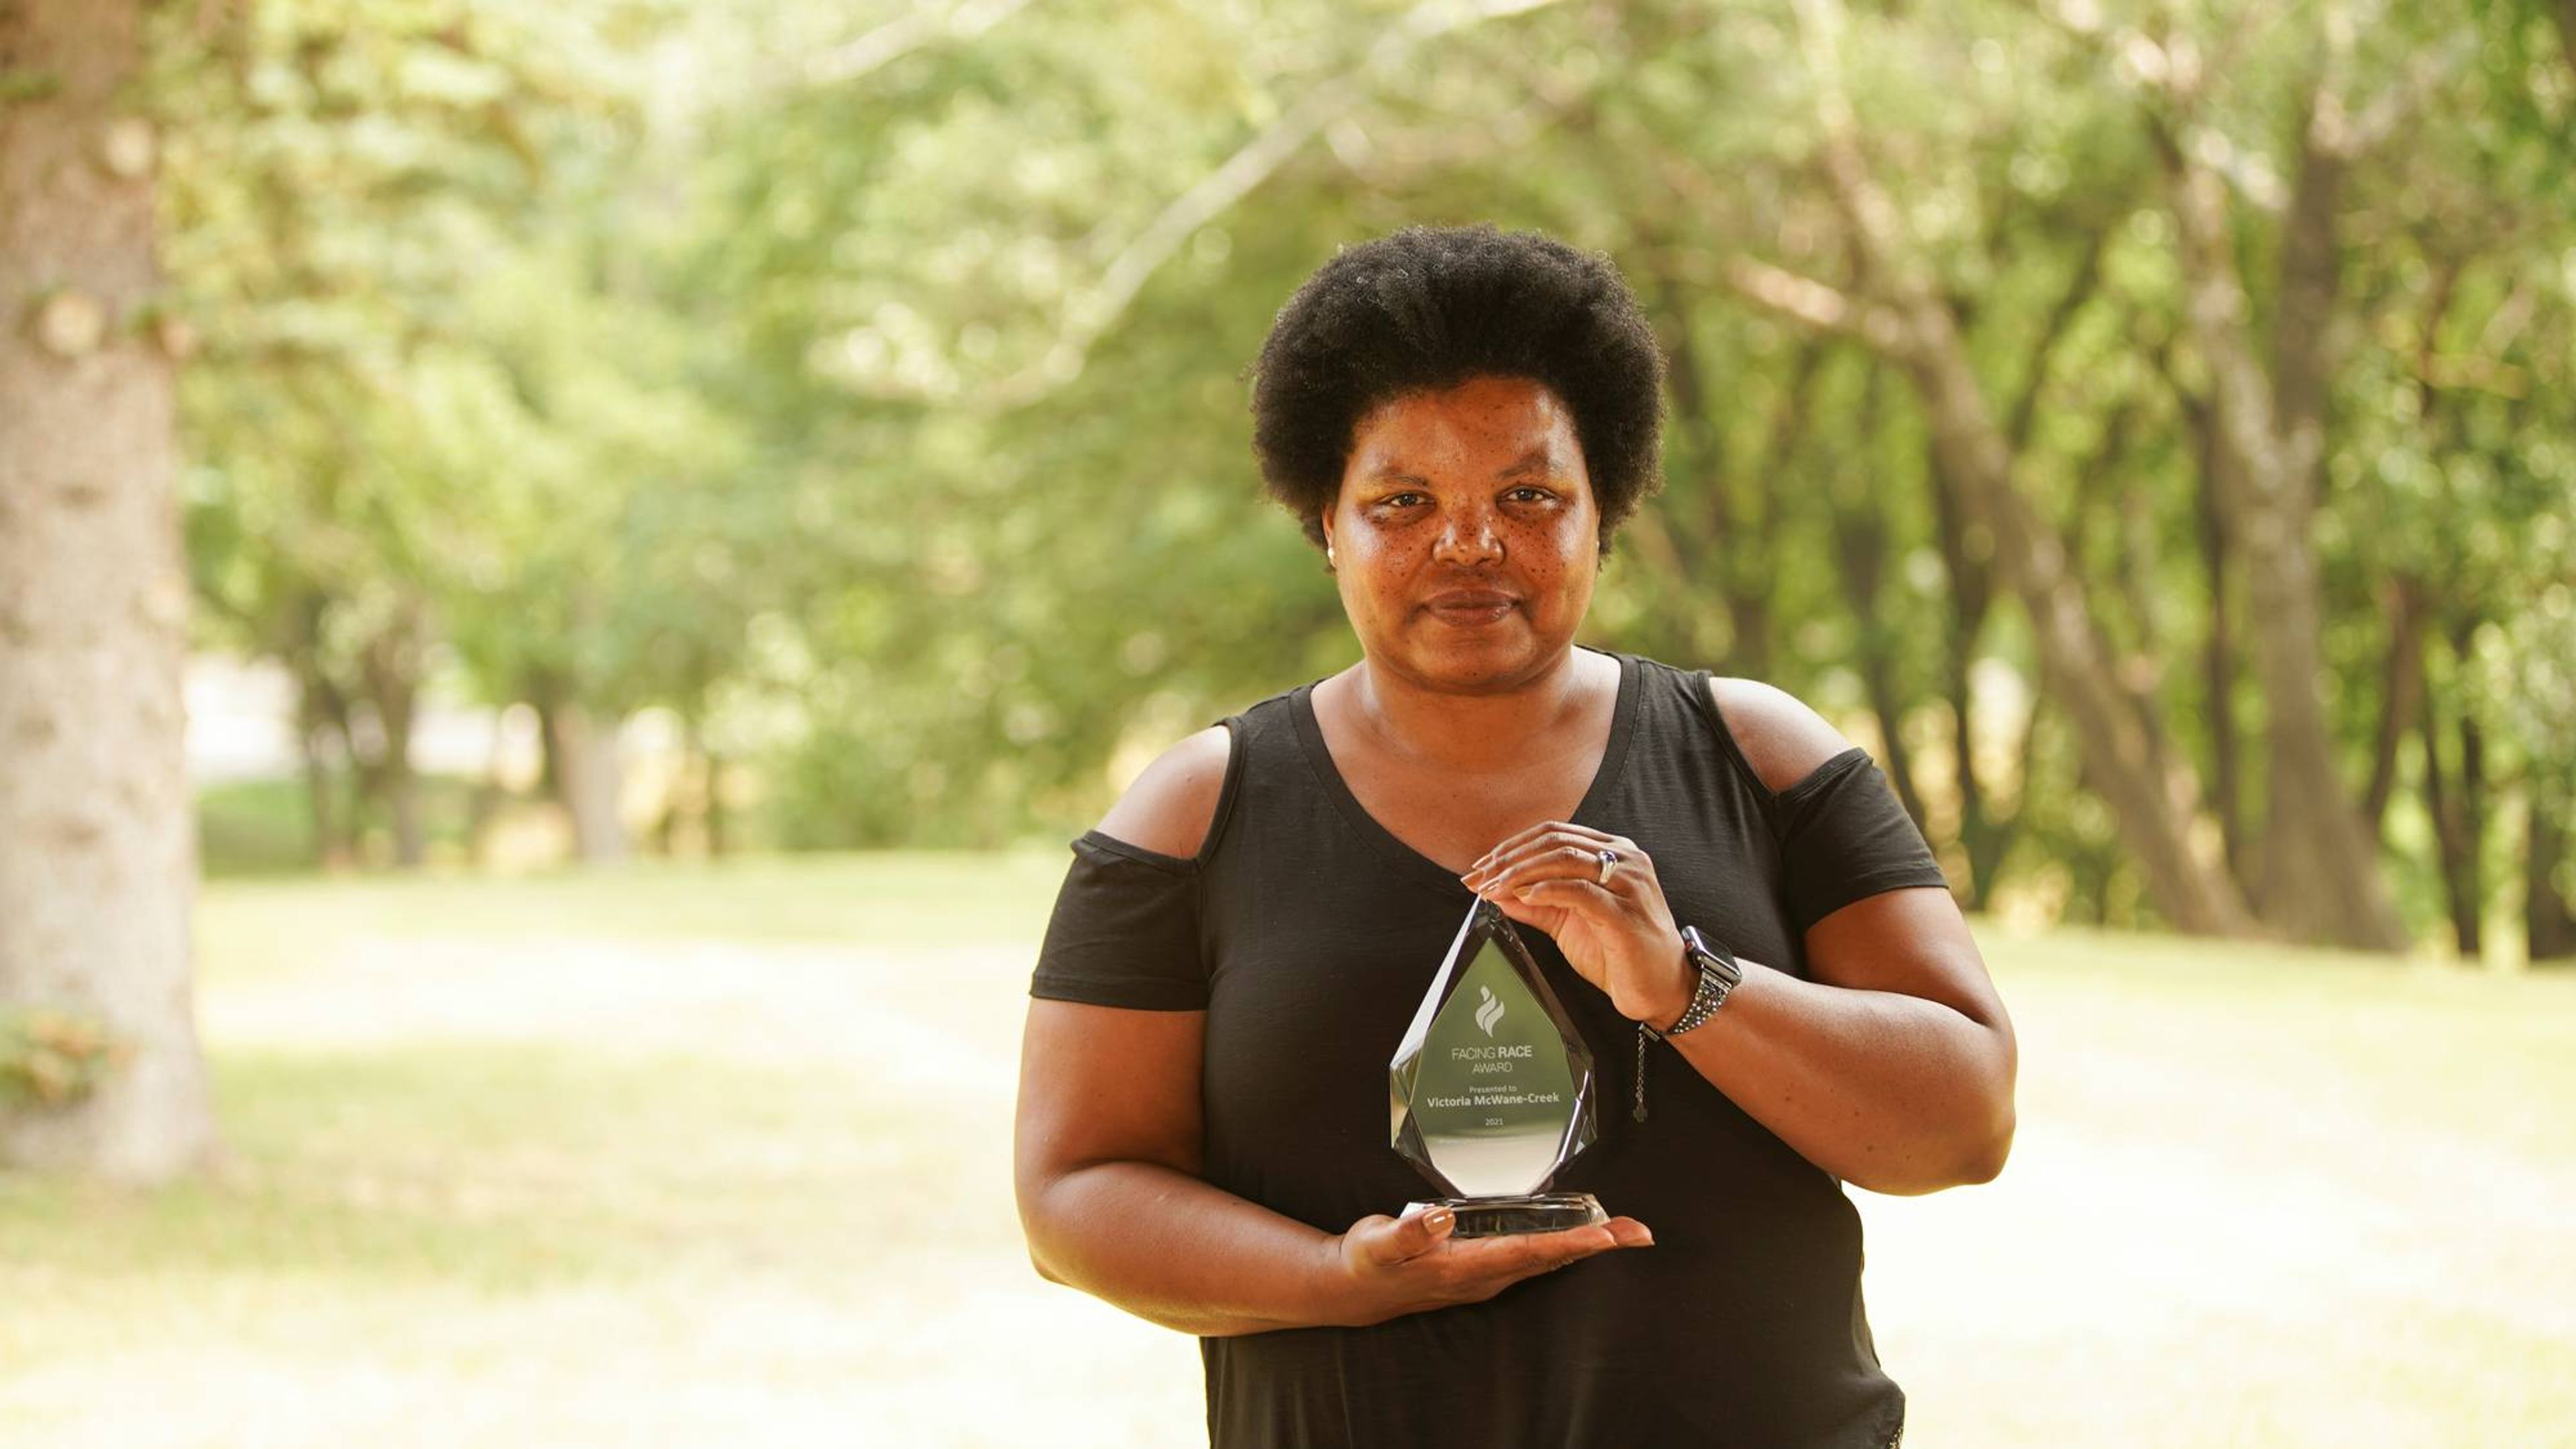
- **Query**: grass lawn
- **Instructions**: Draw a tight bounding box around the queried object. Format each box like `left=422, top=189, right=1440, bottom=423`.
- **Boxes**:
left=3, top=855, right=2571, bottom=1447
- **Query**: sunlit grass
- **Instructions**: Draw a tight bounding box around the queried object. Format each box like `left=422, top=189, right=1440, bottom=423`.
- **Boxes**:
left=191, top=848, right=1072, bottom=987
left=3, top=855, right=2571, bottom=1447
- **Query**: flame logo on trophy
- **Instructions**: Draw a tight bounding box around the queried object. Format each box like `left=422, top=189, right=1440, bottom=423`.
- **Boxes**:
left=1474, top=985, right=1505, bottom=1037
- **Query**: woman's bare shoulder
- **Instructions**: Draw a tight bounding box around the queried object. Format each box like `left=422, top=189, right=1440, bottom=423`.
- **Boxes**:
left=1703, top=676, right=1855, bottom=796
left=1093, top=724, right=1234, bottom=860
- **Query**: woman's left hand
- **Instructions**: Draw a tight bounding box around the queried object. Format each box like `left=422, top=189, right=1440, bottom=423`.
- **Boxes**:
left=1460, top=822, right=1694, bottom=1029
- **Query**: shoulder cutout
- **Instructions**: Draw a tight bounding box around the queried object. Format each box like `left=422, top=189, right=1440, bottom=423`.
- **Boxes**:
left=1093, top=724, right=1234, bottom=861
left=1705, top=676, right=1856, bottom=796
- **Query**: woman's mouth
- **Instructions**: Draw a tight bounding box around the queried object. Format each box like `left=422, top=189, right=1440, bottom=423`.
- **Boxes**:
left=1423, top=590, right=1517, bottom=625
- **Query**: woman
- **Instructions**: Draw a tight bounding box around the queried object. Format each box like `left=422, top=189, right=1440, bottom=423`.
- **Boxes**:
left=1015, top=224, right=2016, bottom=1448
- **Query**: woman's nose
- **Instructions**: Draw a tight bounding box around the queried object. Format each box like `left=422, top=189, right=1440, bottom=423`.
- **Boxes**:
left=1432, top=506, right=1503, bottom=566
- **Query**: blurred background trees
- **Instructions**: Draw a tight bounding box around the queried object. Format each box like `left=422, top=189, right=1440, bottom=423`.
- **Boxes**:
left=163, top=0, right=2576, bottom=955
left=15, top=0, right=2575, bottom=994
left=545, top=0, right=2563, bottom=961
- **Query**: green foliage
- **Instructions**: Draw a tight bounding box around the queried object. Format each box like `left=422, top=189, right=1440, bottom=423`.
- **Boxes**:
left=158, top=0, right=2576, bottom=936
left=0, top=1008, right=126, bottom=1108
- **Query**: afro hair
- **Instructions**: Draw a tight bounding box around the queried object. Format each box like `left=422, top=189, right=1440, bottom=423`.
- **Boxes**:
left=1248, top=224, right=1666, bottom=555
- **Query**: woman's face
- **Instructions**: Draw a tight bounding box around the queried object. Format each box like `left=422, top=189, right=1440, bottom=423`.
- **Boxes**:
left=1320, top=374, right=1600, bottom=694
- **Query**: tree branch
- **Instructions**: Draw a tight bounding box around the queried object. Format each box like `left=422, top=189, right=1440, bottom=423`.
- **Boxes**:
left=1790, top=0, right=1914, bottom=285
left=2005, top=229, right=2107, bottom=452
left=987, top=0, right=1562, bottom=407
left=807, top=0, right=1041, bottom=87
left=1721, top=256, right=1911, bottom=355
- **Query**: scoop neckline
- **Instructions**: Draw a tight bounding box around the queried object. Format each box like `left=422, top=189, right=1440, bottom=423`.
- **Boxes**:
left=1288, top=647, right=1641, bottom=899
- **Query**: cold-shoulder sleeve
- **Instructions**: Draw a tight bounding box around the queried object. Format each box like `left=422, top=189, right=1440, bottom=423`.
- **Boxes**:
left=1772, top=748, right=1951, bottom=935
left=1028, top=832, right=1209, bottom=1010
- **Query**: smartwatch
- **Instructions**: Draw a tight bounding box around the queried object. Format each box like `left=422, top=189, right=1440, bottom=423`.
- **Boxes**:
left=1662, top=924, right=1742, bottom=1037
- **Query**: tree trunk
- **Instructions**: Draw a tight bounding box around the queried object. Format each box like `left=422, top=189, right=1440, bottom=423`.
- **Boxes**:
left=2362, top=577, right=2424, bottom=840
left=678, top=708, right=728, bottom=859
left=292, top=667, right=354, bottom=871
left=310, top=668, right=373, bottom=867
left=2418, top=624, right=2481, bottom=959
left=2169, top=380, right=2251, bottom=888
left=1924, top=443, right=2003, bottom=904
left=0, top=0, right=218, bottom=1179
left=1898, top=321, right=2251, bottom=935
left=2528, top=789, right=2576, bottom=964
left=1736, top=345, right=1829, bottom=681
left=282, top=590, right=354, bottom=869
left=1824, top=421, right=1931, bottom=841
left=2450, top=618, right=2486, bottom=958
left=358, top=614, right=426, bottom=869
left=2157, top=95, right=2410, bottom=951
left=462, top=706, right=511, bottom=868
left=536, top=690, right=628, bottom=866
left=1662, top=314, right=1809, bottom=679
left=704, top=750, right=730, bottom=858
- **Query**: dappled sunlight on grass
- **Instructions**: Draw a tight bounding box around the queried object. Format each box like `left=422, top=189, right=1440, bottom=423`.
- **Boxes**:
left=5, top=855, right=2570, bottom=1446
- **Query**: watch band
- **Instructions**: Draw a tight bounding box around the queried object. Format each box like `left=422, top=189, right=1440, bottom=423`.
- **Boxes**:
left=1662, top=924, right=1741, bottom=1036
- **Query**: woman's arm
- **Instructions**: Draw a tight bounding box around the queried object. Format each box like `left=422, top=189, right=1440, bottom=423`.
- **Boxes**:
left=1462, top=678, right=2016, bottom=1197
left=1014, top=732, right=1650, bottom=1337
left=1016, top=999, right=1338, bottom=1335
left=1016, top=1002, right=1649, bottom=1334
left=1656, top=885, right=2015, bottom=1195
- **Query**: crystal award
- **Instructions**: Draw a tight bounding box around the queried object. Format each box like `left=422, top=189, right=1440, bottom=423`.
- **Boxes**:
left=1387, top=898, right=1608, bottom=1238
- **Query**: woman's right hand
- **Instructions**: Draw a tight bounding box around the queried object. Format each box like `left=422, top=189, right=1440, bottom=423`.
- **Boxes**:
left=1326, top=1205, right=1654, bottom=1326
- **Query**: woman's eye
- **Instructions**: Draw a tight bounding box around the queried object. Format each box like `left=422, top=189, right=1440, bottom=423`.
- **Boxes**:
left=1379, top=493, right=1427, bottom=508
left=1506, top=486, right=1554, bottom=503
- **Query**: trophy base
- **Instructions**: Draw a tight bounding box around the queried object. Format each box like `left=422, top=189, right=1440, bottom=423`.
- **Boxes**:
left=1405, top=1191, right=1609, bottom=1239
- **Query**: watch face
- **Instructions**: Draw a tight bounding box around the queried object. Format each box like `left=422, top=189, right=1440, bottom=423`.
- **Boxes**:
left=1681, top=926, right=1741, bottom=987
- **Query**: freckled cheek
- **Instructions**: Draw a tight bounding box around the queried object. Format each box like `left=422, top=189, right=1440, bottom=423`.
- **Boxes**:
left=1501, top=521, right=1578, bottom=573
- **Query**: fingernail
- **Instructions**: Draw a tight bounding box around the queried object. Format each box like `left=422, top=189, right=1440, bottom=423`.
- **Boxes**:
left=1425, top=1208, right=1454, bottom=1232
left=1513, top=885, right=1538, bottom=902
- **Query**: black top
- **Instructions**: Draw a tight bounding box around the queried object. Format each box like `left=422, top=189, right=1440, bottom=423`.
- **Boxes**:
left=1031, top=650, right=1948, bottom=1449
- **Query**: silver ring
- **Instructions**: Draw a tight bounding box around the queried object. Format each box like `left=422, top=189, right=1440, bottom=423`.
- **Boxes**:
left=1596, top=848, right=1619, bottom=886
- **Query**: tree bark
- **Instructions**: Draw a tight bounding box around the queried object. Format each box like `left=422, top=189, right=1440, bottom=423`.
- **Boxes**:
left=2164, top=374, right=2253, bottom=888
left=531, top=676, right=628, bottom=865
left=292, top=672, right=352, bottom=871
left=281, top=590, right=354, bottom=869
left=0, top=0, right=219, bottom=1179
left=1919, top=223, right=2100, bottom=910
left=703, top=750, right=730, bottom=858
left=1661, top=311, right=1814, bottom=680
left=2362, top=577, right=2423, bottom=841
left=462, top=706, right=511, bottom=868
left=1923, top=445, right=2011, bottom=908
left=357, top=612, right=426, bottom=869
left=2418, top=626, right=2479, bottom=959
left=2449, top=617, right=2485, bottom=958
left=2155, top=88, right=2411, bottom=951
left=2528, top=789, right=2576, bottom=964
left=1822, top=372, right=1931, bottom=839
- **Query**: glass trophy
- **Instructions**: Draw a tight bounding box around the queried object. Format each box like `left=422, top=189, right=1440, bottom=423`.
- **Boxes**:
left=1387, top=898, right=1607, bottom=1238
